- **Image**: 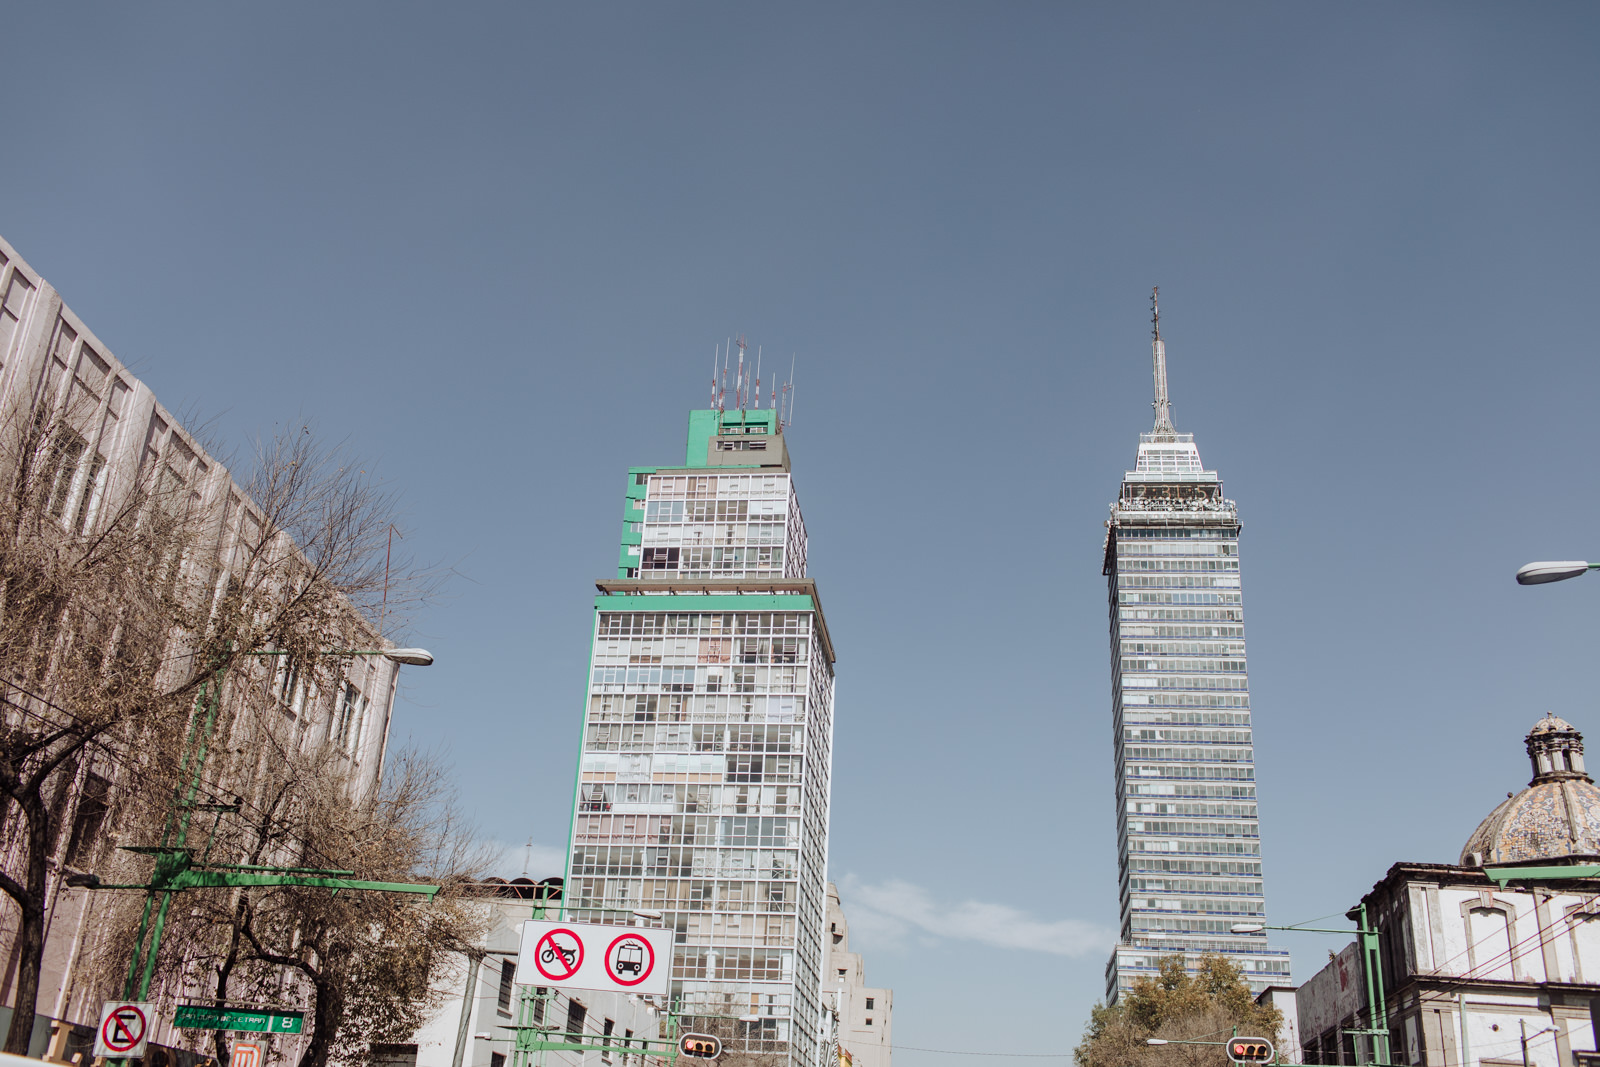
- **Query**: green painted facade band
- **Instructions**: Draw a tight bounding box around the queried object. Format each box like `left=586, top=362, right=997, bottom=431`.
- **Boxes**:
left=172, top=1006, right=304, bottom=1034
left=594, top=594, right=817, bottom=613
left=1485, top=864, right=1600, bottom=886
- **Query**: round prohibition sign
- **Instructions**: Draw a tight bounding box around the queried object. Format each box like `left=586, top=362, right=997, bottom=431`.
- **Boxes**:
left=604, top=932, right=656, bottom=986
left=102, top=1006, right=148, bottom=1053
left=534, top=928, right=585, bottom=981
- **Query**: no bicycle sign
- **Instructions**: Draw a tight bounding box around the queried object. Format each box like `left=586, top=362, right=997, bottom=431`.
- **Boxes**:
left=514, top=920, right=672, bottom=996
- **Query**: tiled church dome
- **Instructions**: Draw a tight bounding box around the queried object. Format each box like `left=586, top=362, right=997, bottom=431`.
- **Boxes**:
left=1461, top=714, right=1600, bottom=866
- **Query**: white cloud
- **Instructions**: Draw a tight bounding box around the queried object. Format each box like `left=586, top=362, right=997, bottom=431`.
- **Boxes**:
left=478, top=839, right=569, bottom=881
left=836, top=874, right=1115, bottom=957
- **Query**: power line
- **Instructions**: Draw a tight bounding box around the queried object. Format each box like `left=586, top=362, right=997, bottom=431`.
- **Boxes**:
left=891, top=1047, right=1068, bottom=1058
left=891, top=1026, right=1237, bottom=1059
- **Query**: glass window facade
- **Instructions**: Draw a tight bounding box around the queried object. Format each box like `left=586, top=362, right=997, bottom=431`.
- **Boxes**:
left=569, top=413, right=834, bottom=1067
left=1104, top=432, right=1290, bottom=1000
left=636, top=472, right=808, bottom=581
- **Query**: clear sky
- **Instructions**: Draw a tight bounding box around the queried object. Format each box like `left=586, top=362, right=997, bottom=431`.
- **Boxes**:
left=5, top=2, right=1600, bottom=1059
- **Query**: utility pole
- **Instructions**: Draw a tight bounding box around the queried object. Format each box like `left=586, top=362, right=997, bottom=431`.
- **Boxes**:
left=1232, top=907, right=1391, bottom=1067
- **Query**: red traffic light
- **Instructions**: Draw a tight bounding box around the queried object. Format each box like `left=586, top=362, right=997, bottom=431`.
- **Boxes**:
left=1227, top=1039, right=1275, bottom=1064
left=679, top=1034, right=722, bottom=1059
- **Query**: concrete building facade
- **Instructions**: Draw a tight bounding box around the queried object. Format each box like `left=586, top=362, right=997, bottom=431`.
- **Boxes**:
left=821, top=885, right=890, bottom=1067
left=564, top=405, right=836, bottom=1067
left=1297, top=715, right=1600, bottom=1067
left=0, top=233, right=408, bottom=1061
left=1102, top=297, right=1290, bottom=999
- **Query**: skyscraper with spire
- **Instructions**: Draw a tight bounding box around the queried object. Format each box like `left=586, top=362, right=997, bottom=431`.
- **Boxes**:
left=1102, top=293, right=1290, bottom=1001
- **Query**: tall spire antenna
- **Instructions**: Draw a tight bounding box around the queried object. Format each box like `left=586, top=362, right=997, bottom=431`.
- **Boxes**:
left=1150, top=286, right=1175, bottom=436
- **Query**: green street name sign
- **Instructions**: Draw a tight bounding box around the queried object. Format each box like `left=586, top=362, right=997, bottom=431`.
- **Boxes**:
left=173, top=1006, right=304, bottom=1034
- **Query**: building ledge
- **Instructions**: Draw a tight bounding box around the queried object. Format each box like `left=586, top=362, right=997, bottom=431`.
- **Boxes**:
left=594, top=578, right=835, bottom=664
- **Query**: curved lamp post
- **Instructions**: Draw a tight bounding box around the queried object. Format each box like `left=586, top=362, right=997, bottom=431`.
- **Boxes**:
left=1516, top=562, right=1599, bottom=586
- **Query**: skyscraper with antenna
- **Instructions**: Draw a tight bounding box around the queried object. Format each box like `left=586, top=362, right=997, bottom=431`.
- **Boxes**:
left=567, top=349, right=829, bottom=1067
left=1102, top=292, right=1290, bottom=1001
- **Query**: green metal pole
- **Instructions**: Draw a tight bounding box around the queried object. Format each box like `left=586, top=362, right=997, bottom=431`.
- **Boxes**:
left=121, top=672, right=216, bottom=999
left=135, top=668, right=225, bottom=1000
left=1356, top=903, right=1391, bottom=1067
left=121, top=885, right=158, bottom=998
left=137, top=889, right=177, bottom=1001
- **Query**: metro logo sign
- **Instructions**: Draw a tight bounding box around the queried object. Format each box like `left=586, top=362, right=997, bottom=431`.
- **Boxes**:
left=1227, top=1038, right=1275, bottom=1064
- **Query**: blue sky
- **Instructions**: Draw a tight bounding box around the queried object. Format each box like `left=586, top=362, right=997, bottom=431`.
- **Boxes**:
left=5, top=2, right=1600, bottom=1059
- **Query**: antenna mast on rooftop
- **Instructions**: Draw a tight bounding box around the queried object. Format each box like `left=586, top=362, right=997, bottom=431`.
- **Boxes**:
left=776, top=355, right=795, bottom=433
left=786, top=356, right=796, bottom=430
left=720, top=338, right=730, bottom=415
left=1150, top=287, right=1175, bottom=437
left=736, top=335, right=747, bottom=414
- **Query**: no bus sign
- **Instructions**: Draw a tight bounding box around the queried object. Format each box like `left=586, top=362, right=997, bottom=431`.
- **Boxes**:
left=514, top=919, right=673, bottom=995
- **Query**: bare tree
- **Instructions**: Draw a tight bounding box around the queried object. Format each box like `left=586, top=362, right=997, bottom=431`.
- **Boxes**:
left=0, top=404, right=202, bottom=1054
left=0, top=412, right=436, bottom=1055
left=126, top=740, right=488, bottom=1067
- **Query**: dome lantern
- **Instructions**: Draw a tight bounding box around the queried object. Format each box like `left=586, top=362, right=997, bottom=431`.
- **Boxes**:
left=1526, top=713, right=1588, bottom=782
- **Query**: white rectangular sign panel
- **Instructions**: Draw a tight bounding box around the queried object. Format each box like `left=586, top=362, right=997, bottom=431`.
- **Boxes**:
left=514, top=919, right=674, bottom=996
left=95, top=1002, right=153, bottom=1059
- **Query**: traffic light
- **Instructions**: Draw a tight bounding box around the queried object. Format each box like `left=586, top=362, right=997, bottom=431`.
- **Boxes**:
left=679, top=1034, right=722, bottom=1060
left=1226, top=1038, right=1275, bottom=1064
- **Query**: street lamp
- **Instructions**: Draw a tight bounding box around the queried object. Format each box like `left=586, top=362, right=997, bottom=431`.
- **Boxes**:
left=1515, top=561, right=1599, bottom=586
left=1520, top=1021, right=1557, bottom=1067
left=1230, top=906, right=1390, bottom=1067
left=381, top=647, right=434, bottom=666
left=1146, top=1039, right=1222, bottom=1047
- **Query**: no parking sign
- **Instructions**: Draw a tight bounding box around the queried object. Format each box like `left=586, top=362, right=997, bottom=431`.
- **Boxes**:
left=514, top=920, right=673, bottom=995
left=94, top=1003, right=151, bottom=1059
